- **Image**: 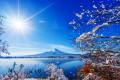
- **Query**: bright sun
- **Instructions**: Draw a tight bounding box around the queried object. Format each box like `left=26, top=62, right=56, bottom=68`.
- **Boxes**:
left=14, top=20, right=23, bottom=28
left=13, top=20, right=26, bottom=31
left=8, top=17, right=31, bottom=35
left=6, top=0, right=53, bottom=36
left=6, top=0, right=32, bottom=35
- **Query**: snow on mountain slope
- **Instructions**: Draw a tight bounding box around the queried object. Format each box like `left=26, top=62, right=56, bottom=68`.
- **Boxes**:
left=33, top=48, right=74, bottom=56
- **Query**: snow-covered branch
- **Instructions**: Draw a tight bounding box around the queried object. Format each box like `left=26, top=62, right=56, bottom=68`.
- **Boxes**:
left=45, top=63, right=68, bottom=80
left=0, top=15, right=9, bottom=55
left=70, top=1, right=120, bottom=53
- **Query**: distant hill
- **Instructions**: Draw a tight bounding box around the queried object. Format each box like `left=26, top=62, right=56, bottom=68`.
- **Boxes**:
left=1, top=48, right=81, bottom=58
left=26, top=48, right=81, bottom=57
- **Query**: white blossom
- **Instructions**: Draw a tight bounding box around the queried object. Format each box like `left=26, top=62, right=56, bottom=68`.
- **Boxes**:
left=110, top=36, right=120, bottom=39
left=93, top=5, right=97, bottom=9
left=69, top=20, right=76, bottom=24
left=117, top=11, right=120, bottom=16
left=101, top=4, right=105, bottom=8
left=45, top=63, right=68, bottom=80
left=76, top=12, right=84, bottom=19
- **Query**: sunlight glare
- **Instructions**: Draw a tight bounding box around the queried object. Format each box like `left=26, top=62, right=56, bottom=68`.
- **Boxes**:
left=13, top=20, right=25, bottom=31
left=9, top=18, right=30, bottom=34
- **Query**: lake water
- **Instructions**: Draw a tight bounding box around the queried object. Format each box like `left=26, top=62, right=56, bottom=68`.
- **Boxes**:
left=0, top=58, right=84, bottom=79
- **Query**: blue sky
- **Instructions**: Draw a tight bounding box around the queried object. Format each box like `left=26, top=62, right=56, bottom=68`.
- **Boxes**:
left=0, top=0, right=87, bottom=56
left=0, top=0, right=118, bottom=56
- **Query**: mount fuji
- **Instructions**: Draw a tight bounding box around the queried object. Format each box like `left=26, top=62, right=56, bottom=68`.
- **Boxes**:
left=20, top=48, right=81, bottom=58
left=28, top=48, right=79, bottom=57
left=0, top=48, right=81, bottom=58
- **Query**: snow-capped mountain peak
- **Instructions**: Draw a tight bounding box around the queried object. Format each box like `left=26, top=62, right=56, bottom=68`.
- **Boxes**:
left=40, top=48, right=71, bottom=56
left=4, top=48, right=81, bottom=58
left=52, top=48, right=62, bottom=53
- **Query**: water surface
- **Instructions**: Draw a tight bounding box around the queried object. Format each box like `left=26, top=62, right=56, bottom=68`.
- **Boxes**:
left=0, top=58, right=84, bottom=79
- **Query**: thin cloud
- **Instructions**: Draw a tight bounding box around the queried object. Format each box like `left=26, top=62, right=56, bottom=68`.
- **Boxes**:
left=39, top=20, right=45, bottom=23
left=8, top=42, right=75, bottom=56
left=48, top=44, right=72, bottom=50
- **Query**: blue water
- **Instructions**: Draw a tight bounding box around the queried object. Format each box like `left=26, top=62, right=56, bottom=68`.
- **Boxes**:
left=0, top=58, right=84, bottom=79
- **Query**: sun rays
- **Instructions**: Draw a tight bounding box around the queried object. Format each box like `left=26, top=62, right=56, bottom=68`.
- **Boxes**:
left=6, top=0, right=54, bottom=38
left=24, top=2, right=54, bottom=22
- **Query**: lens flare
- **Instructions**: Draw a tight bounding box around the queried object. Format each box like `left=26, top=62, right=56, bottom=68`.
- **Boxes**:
left=9, top=18, right=30, bottom=33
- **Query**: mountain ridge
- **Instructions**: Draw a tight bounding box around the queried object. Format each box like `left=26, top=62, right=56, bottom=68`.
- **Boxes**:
left=29, top=48, right=78, bottom=57
left=0, top=48, right=81, bottom=58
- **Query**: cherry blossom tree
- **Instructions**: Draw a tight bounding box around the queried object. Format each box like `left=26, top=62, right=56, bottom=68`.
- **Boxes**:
left=45, top=63, right=68, bottom=80
left=70, top=0, right=120, bottom=79
left=0, top=15, right=9, bottom=55
left=70, top=0, right=120, bottom=54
